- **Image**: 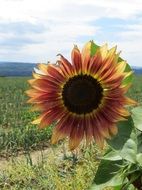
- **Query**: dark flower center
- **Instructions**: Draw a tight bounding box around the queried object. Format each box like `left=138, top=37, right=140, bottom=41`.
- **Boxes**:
left=62, top=75, right=103, bottom=114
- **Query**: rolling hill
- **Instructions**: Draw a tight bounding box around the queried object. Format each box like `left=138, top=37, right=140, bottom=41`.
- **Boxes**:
left=0, top=62, right=142, bottom=76
left=0, top=62, right=37, bottom=76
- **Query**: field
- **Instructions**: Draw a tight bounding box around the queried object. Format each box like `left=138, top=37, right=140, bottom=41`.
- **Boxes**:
left=0, top=75, right=142, bottom=190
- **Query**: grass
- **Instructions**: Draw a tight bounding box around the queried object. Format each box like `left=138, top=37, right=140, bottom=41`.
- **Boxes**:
left=127, top=75, right=142, bottom=103
left=0, top=145, right=101, bottom=190
left=0, top=77, right=53, bottom=158
left=0, top=75, right=142, bottom=189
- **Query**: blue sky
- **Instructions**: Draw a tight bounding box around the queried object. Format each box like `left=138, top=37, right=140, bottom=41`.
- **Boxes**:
left=0, top=0, right=142, bottom=66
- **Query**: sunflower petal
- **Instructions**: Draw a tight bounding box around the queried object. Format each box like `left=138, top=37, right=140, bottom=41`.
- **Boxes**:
left=37, top=63, right=48, bottom=74
left=47, top=64, right=66, bottom=82
left=71, top=45, right=82, bottom=74
left=116, top=61, right=127, bottom=73
left=58, top=55, right=74, bottom=76
left=81, top=41, right=91, bottom=73
left=51, top=114, right=74, bottom=144
left=109, top=124, right=118, bottom=136
left=84, top=116, right=94, bottom=146
left=124, top=97, right=138, bottom=106
left=99, top=43, right=108, bottom=61
left=69, top=118, right=84, bottom=150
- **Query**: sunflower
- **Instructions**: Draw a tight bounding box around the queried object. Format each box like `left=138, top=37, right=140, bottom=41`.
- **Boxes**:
left=26, top=41, right=136, bottom=150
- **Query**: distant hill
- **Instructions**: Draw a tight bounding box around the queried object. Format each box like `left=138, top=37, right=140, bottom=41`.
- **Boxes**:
left=132, top=67, right=142, bottom=75
left=0, top=62, right=142, bottom=76
left=0, top=62, right=37, bottom=76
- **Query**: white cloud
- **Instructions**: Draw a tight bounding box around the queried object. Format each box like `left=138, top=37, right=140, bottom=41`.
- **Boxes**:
left=0, top=0, right=142, bottom=66
left=81, top=0, right=142, bottom=19
left=114, top=23, right=142, bottom=53
left=0, top=0, right=142, bottom=22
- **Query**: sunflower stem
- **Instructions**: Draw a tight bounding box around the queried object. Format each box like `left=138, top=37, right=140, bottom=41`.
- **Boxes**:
left=62, top=141, right=67, bottom=159
left=71, top=150, right=78, bottom=165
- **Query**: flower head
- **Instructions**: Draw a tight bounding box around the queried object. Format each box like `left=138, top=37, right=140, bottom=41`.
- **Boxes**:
left=26, top=41, right=136, bottom=150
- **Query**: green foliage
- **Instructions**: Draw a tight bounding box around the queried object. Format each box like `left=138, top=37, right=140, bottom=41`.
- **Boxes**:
left=94, top=159, right=123, bottom=185
left=127, top=75, right=142, bottom=103
left=0, top=77, right=53, bottom=157
left=120, top=139, right=137, bottom=163
left=93, top=130, right=142, bottom=189
left=137, top=133, right=142, bottom=153
left=107, top=117, right=134, bottom=150
left=102, top=149, right=122, bottom=161
left=131, top=106, right=142, bottom=131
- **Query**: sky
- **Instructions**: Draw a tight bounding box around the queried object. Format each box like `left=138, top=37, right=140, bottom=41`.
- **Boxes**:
left=0, top=0, right=142, bottom=67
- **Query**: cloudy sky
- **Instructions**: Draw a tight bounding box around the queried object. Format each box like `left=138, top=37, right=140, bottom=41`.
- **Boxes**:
left=0, top=0, right=142, bottom=66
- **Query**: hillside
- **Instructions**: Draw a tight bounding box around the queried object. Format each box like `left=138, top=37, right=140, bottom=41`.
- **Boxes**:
left=0, top=62, right=142, bottom=76
left=0, top=62, right=36, bottom=76
left=133, top=67, right=142, bottom=75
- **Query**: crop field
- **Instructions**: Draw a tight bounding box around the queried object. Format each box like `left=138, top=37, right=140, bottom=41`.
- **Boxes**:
left=0, top=75, right=142, bottom=190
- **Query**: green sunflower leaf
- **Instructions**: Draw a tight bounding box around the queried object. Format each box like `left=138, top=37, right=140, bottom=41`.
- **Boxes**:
left=137, top=133, right=142, bottom=153
left=107, top=116, right=134, bottom=150
left=103, top=150, right=122, bottom=161
left=91, top=175, right=124, bottom=190
left=131, top=106, right=142, bottom=131
left=136, top=153, right=142, bottom=166
left=92, top=159, right=123, bottom=189
left=113, top=186, right=123, bottom=190
left=119, top=139, right=137, bottom=163
left=90, top=41, right=99, bottom=57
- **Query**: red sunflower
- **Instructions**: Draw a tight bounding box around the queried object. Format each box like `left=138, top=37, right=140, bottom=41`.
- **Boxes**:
left=26, top=41, right=136, bottom=150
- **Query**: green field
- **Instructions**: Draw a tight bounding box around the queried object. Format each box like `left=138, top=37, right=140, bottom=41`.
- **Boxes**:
left=0, top=77, right=54, bottom=158
left=0, top=75, right=142, bottom=190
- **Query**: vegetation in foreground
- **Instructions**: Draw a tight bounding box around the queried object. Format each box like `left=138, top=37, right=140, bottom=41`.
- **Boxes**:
left=0, top=75, right=142, bottom=189
left=0, top=144, right=101, bottom=190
